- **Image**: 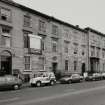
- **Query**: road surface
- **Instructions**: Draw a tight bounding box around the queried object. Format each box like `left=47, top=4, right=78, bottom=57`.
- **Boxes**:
left=0, top=80, right=105, bottom=105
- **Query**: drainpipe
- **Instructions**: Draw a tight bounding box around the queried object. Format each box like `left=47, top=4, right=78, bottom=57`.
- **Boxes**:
left=87, top=30, right=90, bottom=74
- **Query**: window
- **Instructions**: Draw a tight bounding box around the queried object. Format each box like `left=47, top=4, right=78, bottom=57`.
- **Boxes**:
left=1, top=36, right=11, bottom=47
left=74, top=44, right=78, bottom=54
left=96, top=48, right=100, bottom=57
left=24, top=15, right=32, bottom=27
left=52, top=43, right=57, bottom=52
left=82, top=50, right=85, bottom=56
left=102, top=49, right=105, bottom=58
left=23, top=31, right=31, bottom=48
left=64, top=29, right=69, bottom=38
left=52, top=40, right=58, bottom=52
left=0, top=8, right=11, bottom=22
left=73, top=31, right=78, bottom=42
left=74, top=61, right=77, bottom=71
left=39, top=20, right=46, bottom=32
left=41, top=38, right=45, bottom=51
left=103, top=63, right=105, bottom=71
left=64, top=41, right=69, bottom=53
left=65, top=60, right=68, bottom=71
left=52, top=25, right=58, bottom=35
left=90, top=46, right=95, bottom=56
left=1, top=27, right=11, bottom=47
left=81, top=45, right=85, bottom=56
left=24, top=56, right=30, bottom=70
left=82, top=34, right=85, bottom=40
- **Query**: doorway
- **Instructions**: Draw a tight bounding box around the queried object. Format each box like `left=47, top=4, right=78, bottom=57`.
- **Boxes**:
left=0, top=51, right=12, bottom=75
left=90, top=58, right=99, bottom=74
left=52, top=62, right=58, bottom=74
left=82, top=63, right=86, bottom=75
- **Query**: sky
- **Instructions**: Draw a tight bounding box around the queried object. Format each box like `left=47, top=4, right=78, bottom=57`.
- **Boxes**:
left=14, top=0, right=105, bottom=33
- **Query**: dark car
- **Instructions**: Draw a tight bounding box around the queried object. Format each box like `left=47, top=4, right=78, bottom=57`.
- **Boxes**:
left=60, top=73, right=83, bottom=84
left=0, top=75, right=22, bottom=90
left=85, top=74, right=93, bottom=81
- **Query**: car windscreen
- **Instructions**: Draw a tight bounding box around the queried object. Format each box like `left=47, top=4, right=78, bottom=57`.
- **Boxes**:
left=34, top=73, right=43, bottom=77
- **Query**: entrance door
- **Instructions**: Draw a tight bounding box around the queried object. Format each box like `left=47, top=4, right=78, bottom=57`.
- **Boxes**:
left=82, top=63, right=85, bottom=75
left=1, top=56, right=12, bottom=75
left=52, top=63, right=58, bottom=74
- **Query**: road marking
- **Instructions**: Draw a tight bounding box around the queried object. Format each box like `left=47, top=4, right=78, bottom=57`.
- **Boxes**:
left=0, top=97, right=19, bottom=103
left=6, top=85, right=105, bottom=105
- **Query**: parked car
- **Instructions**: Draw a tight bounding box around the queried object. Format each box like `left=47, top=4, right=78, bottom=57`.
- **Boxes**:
left=0, top=75, right=22, bottom=90
left=59, top=73, right=83, bottom=84
left=101, top=72, right=105, bottom=79
left=85, top=73, right=102, bottom=81
left=85, top=74, right=93, bottom=81
left=30, top=71, right=56, bottom=87
left=92, top=73, right=102, bottom=80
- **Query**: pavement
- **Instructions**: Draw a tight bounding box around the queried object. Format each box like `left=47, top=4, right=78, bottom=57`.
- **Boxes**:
left=22, top=81, right=60, bottom=88
left=22, top=83, right=30, bottom=88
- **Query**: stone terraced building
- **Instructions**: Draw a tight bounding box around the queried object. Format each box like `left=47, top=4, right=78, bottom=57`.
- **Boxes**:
left=0, top=0, right=105, bottom=80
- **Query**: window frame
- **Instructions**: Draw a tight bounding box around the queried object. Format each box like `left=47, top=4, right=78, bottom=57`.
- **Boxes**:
left=0, top=7, right=12, bottom=22
left=39, top=20, right=46, bottom=32
left=65, top=60, right=68, bottom=71
left=23, top=31, right=32, bottom=48
left=102, top=49, right=105, bottom=58
left=23, top=15, right=32, bottom=27
left=74, top=44, right=78, bottom=54
left=52, top=25, right=58, bottom=35
left=90, top=46, right=95, bottom=57
left=74, top=61, right=77, bottom=71
left=64, top=41, right=69, bottom=53
left=1, top=26, right=12, bottom=47
left=52, top=41, right=57, bottom=52
left=24, top=56, right=31, bottom=70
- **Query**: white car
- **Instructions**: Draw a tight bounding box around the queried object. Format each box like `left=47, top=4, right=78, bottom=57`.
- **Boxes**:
left=30, top=71, right=56, bottom=87
left=92, top=73, right=102, bottom=80
left=101, top=72, right=105, bottom=79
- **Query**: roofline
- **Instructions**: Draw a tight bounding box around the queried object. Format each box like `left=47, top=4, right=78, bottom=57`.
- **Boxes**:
left=0, top=0, right=87, bottom=33
left=50, top=17, right=87, bottom=33
left=85, top=27, right=105, bottom=36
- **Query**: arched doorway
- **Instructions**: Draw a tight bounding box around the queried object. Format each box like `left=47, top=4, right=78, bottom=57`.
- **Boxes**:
left=0, top=51, right=12, bottom=74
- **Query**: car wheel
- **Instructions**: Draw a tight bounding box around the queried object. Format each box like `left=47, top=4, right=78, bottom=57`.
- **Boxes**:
left=13, top=84, right=19, bottom=90
left=36, top=81, right=41, bottom=87
left=50, top=80, right=55, bottom=86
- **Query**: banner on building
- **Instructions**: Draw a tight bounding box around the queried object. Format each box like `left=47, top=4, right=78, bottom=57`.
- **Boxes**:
left=28, top=34, right=42, bottom=54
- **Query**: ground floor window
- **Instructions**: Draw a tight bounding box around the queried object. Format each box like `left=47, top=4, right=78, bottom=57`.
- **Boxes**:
left=65, top=60, right=68, bottom=71
left=103, top=63, right=105, bottom=71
